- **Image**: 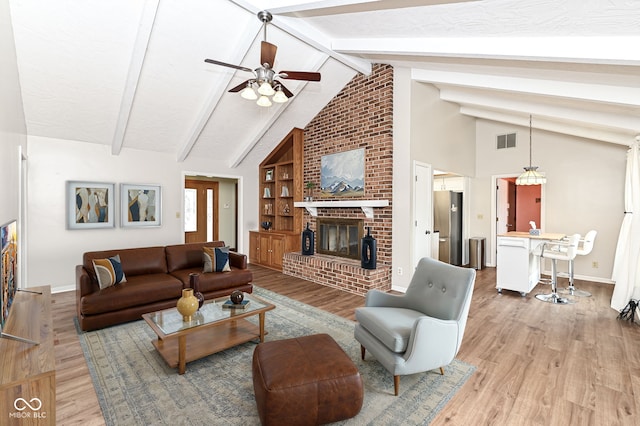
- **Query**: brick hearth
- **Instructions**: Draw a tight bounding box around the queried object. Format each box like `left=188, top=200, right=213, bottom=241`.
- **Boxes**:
left=283, top=252, right=391, bottom=296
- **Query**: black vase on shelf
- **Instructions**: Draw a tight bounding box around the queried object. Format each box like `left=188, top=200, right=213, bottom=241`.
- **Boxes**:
left=189, top=273, right=205, bottom=310
left=301, top=222, right=315, bottom=255
left=361, top=227, right=377, bottom=270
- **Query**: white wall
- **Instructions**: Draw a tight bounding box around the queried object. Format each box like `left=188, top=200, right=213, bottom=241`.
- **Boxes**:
left=392, top=74, right=476, bottom=291
left=410, top=81, right=476, bottom=177
left=473, top=119, right=628, bottom=282
left=26, top=136, right=257, bottom=292
left=0, top=0, right=27, bottom=224
left=391, top=68, right=413, bottom=290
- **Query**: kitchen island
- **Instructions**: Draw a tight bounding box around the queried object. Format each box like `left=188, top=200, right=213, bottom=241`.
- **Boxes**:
left=496, top=231, right=565, bottom=296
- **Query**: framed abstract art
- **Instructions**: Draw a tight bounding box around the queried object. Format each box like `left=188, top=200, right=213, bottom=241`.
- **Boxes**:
left=121, top=183, right=162, bottom=227
left=67, top=181, right=115, bottom=229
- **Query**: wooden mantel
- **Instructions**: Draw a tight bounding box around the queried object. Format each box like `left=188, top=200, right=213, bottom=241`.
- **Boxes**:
left=293, top=200, right=389, bottom=218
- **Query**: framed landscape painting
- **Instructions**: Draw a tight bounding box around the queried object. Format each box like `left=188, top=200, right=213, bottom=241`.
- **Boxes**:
left=121, top=183, right=161, bottom=227
left=67, top=181, right=115, bottom=229
left=320, top=148, right=365, bottom=197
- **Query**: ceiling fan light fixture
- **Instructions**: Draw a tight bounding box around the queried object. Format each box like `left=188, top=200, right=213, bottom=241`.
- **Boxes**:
left=257, top=95, right=272, bottom=107
left=240, top=86, right=257, bottom=100
left=258, top=81, right=275, bottom=96
left=516, top=115, right=546, bottom=186
left=272, top=88, right=288, bottom=103
left=204, top=10, right=321, bottom=108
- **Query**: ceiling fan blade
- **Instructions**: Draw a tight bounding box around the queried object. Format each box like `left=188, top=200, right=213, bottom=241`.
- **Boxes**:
left=261, top=41, right=277, bottom=68
left=228, top=80, right=253, bottom=93
left=204, top=59, right=253, bottom=73
left=279, top=71, right=321, bottom=82
left=274, top=80, right=294, bottom=98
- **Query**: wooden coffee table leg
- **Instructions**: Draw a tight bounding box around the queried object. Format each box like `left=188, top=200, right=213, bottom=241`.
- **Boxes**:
left=259, top=312, right=266, bottom=342
left=178, top=335, right=187, bottom=374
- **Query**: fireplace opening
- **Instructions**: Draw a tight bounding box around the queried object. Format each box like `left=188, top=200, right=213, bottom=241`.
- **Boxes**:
left=317, top=218, right=364, bottom=260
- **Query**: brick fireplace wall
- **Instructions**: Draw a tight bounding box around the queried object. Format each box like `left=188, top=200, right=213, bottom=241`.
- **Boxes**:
left=283, top=64, right=394, bottom=296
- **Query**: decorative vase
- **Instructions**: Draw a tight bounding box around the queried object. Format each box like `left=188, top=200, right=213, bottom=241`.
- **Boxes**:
left=230, top=290, right=244, bottom=304
left=301, top=222, right=315, bottom=255
left=361, top=227, right=377, bottom=270
left=305, top=184, right=314, bottom=202
left=177, top=288, right=199, bottom=322
left=189, top=273, right=204, bottom=310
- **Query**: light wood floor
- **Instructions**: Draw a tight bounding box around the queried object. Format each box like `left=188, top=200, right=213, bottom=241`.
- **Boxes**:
left=52, top=265, right=640, bottom=425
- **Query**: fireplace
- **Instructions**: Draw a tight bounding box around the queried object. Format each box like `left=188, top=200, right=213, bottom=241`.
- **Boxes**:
left=317, top=218, right=363, bottom=260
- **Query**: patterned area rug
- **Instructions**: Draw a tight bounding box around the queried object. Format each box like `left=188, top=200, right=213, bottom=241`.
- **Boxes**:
left=77, top=286, right=475, bottom=425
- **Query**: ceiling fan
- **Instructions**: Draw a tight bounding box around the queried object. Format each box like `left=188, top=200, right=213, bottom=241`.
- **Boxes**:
left=204, top=10, right=321, bottom=107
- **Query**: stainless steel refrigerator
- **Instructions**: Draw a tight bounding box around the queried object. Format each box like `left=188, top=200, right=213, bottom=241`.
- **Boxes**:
left=434, top=191, right=463, bottom=266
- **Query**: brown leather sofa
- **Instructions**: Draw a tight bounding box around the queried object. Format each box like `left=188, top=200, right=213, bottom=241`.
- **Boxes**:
left=76, top=241, right=253, bottom=331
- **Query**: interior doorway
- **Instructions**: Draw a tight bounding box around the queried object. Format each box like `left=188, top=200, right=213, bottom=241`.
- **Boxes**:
left=412, top=161, right=434, bottom=268
left=183, top=176, right=239, bottom=249
left=184, top=179, right=219, bottom=244
left=496, top=177, right=542, bottom=233
left=490, top=174, right=545, bottom=266
left=432, top=170, right=469, bottom=266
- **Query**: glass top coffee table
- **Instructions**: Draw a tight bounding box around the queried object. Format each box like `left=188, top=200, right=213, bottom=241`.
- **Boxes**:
left=142, top=292, right=275, bottom=374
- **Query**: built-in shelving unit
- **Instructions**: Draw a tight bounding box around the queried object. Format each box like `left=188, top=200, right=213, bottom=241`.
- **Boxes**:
left=252, top=128, right=304, bottom=270
left=258, top=128, right=303, bottom=233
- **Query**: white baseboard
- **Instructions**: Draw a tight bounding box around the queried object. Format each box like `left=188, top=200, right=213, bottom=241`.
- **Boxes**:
left=51, top=284, right=75, bottom=294
left=541, top=271, right=614, bottom=285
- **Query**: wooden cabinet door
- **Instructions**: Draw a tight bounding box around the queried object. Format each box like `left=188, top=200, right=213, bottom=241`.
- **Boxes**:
left=249, top=232, right=260, bottom=264
left=251, top=231, right=292, bottom=270
left=270, top=235, right=285, bottom=269
left=259, top=234, right=271, bottom=265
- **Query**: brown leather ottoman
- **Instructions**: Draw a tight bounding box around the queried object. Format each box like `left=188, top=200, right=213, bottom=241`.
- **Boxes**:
left=252, top=333, right=364, bottom=425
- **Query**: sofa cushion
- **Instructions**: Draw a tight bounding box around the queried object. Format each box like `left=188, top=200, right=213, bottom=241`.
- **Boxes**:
left=92, top=255, right=127, bottom=289
left=165, top=241, right=224, bottom=272
left=203, top=246, right=231, bottom=272
left=84, top=246, right=168, bottom=278
left=81, top=273, right=183, bottom=315
left=170, top=267, right=253, bottom=294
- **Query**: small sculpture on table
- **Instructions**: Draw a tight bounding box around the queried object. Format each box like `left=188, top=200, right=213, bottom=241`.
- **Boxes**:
left=222, top=290, right=250, bottom=310
left=230, top=290, right=244, bottom=304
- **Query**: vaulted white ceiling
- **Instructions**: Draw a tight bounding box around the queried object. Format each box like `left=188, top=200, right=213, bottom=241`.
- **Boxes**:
left=9, top=0, right=640, bottom=168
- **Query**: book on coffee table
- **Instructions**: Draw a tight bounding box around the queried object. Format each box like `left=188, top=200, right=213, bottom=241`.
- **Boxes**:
left=221, top=299, right=251, bottom=309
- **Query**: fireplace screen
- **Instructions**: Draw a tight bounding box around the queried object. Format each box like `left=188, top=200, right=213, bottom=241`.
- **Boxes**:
left=317, top=218, right=363, bottom=260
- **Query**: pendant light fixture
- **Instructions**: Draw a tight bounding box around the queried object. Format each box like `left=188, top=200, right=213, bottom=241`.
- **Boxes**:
left=516, top=115, right=547, bottom=186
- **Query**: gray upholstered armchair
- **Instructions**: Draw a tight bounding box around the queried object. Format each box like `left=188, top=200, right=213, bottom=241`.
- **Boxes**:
left=354, top=257, right=476, bottom=395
